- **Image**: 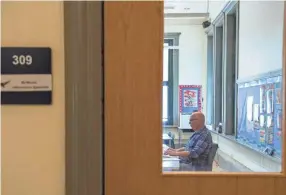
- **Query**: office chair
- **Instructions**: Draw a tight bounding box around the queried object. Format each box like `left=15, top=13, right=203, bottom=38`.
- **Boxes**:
left=206, top=143, right=219, bottom=171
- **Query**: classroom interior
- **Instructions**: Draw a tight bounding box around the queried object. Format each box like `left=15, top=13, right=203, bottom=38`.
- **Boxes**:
left=161, top=0, right=284, bottom=172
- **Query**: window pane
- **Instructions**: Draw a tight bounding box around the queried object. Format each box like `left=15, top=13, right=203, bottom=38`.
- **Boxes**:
left=163, top=47, right=169, bottom=81
left=162, top=86, right=168, bottom=122
left=162, top=0, right=284, bottom=174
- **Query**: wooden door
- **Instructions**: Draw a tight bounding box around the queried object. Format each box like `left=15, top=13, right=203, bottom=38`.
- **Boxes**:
left=104, top=1, right=286, bottom=195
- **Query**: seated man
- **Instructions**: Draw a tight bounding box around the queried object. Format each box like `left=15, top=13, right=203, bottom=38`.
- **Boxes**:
left=165, top=112, right=213, bottom=171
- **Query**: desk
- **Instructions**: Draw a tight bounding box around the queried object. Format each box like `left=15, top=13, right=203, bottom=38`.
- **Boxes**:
left=162, top=156, right=180, bottom=172
left=162, top=133, right=172, bottom=147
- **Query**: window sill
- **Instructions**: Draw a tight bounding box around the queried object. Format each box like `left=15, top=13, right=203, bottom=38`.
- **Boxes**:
left=163, top=125, right=178, bottom=128
left=210, top=130, right=282, bottom=163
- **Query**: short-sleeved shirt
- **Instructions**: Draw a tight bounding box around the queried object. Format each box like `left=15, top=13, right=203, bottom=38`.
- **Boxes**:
left=180, top=126, right=213, bottom=167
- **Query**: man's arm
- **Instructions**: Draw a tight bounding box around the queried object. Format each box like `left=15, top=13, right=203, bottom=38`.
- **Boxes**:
left=187, top=136, right=209, bottom=159
left=165, top=147, right=189, bottom=157
left=166, top=150, right=190, bottom=157
left=166, top=135, right=209, bottom=158
left=176, top=147, right=185, bottom=152
left=164, top=147, right=185, bottom=155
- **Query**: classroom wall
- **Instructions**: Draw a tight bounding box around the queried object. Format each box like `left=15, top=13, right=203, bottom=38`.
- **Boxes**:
left=164, top=19, right=206, bottom=127
left=238, top=1, right=284, bottom=79
left=208, top=0, right=228, bottom=21
left=202, top=0, right=285, bottom=172
left=208, top=1, right=284, bottom=79
left=1, top=2, right=65, bottom=195
left=164, top=19, right=205, bottom=86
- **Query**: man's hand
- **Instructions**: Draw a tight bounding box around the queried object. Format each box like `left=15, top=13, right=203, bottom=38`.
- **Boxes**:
left=164, top=148, right=178, bottom=156
left=164, top=148, right=175, bottom=155
left=165, top=148, right=190, bottom=157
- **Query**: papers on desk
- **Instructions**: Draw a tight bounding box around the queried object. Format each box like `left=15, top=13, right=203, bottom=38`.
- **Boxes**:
left=163, top=155, right=179, bottom=159
left=162, top=144, right=180, bottom=171
left=163, top=156, right=180, bottom=171
left=162, top=144, right=169, bottom=154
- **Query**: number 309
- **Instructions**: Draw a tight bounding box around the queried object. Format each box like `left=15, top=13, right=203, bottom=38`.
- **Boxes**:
left=12, top=55, right=32, bottom=65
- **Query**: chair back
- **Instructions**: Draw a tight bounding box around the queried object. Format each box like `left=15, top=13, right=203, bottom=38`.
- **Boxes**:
left=206, top=143, right=218, bottom=171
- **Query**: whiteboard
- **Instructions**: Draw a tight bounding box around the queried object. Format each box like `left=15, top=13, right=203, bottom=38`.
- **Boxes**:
left=179, top=114, right=191, bottom=129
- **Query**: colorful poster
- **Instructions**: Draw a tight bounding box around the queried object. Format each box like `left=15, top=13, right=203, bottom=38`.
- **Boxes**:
left=266, top=85, right=274, bottom=114
left=276, top=88, right=282, bottom=104
left=260, top=115, right=265, bottom=128
left=266, top=116, right=274, bottom=145
left=266, top=127, right=274, bottom=145
left=276, top=111, right=282, bottom=129
left=267, top=115, right=273, bottom=128
left=260, top=129, right=265, bottom=144
left=260, top=86, right=266, bottom=113
left=183, top=90, right=198, bottom=107
left=179, top=85, right=202, bottom=114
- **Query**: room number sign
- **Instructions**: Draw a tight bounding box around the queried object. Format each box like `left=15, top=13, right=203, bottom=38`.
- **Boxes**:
left=1, top=47, right=52, bottom=104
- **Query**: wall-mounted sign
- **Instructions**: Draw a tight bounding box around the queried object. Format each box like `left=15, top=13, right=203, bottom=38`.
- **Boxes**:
left=1, top=47, right=52, bottom=104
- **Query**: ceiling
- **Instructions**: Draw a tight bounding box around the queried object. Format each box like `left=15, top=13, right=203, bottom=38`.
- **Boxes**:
left=164, top=0, right=209, bottom=14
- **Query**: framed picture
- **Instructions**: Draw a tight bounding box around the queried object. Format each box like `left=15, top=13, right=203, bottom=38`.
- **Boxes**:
left=179, top=85, right=202, bottom=114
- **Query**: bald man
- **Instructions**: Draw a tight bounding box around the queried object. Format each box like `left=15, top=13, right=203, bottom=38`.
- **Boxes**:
left=165, top=112, right=213, bottom=171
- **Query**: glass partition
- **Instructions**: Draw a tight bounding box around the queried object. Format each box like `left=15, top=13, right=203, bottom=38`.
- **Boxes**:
left=162, top=0, right=284, bottom=173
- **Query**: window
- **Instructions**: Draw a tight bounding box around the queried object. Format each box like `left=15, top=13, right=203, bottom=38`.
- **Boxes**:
left=223, top=2, right=238, bottom=135
left=207, top=2, right=239, bottom=135
left=162, top=33, right=180, bottom=126
left=163, top=39, right=174, bottom=124
left=206, top=35, right=214, bottom=125
left=213, top=13, right=224, bottom=132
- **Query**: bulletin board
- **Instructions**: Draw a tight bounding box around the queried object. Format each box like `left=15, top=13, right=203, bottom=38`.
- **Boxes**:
left=237, top=74, right=283, bottom=158
left=179, top=85, right=202, bottom=115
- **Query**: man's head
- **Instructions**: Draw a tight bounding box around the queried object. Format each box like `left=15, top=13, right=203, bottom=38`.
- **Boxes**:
left=189, top=112, right=205, bottom=131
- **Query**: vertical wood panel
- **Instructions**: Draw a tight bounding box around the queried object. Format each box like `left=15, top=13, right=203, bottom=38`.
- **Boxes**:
left=64, top=2, right=103, bottom=195
left=105, top=1, right=286, bottom=195
left=104, top=2, right=237, bottom=195
left=237, top=178, right=275, bottom=195
left=275, top=178, right=286, bottom=195
left=105, top=2, right=163, bottom=195
left=197, top=177, right=237, bottom=195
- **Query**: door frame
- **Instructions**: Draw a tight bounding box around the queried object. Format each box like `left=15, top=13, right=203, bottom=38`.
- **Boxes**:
left=64, top=1, right=103, bottom=195
left=63, top=1, right=286, bottom=195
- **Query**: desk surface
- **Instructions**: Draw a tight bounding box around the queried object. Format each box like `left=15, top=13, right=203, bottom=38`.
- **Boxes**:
left=162, top=156, right=180, bottom=171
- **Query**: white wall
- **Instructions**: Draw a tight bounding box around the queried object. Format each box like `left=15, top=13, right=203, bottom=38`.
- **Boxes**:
left=208, top=1, right=284, bottom=79
left=165, top=19, right=206, bottom=127
left=164, top=19, right=205, bottom=85
left=208, top=0, right=228, bottom=21
left=238, top=1, right=284, bottom=79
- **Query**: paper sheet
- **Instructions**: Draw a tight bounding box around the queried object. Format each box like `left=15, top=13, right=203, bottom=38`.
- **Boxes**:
left=162, top=144, right=169, bottom=154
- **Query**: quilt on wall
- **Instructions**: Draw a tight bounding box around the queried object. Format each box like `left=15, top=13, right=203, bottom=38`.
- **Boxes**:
left=237, top=74, right=283, bottom=158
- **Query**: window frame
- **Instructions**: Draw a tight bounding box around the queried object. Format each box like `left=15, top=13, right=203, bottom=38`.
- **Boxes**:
left=207, top=1, right=239, bottom=135
left=163, top=33, right=180, bottom=126
left=213, top=12, right=224, bottom=132
left=206, top=31, right=214, bottom=126
left=223, top=1, right=239, bottom=136
left=163, top=38, right=174, bottom=125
